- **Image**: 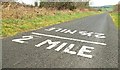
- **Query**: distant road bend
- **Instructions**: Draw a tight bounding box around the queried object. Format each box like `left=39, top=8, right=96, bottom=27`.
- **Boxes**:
left=2, top=13, right=118, bottom=68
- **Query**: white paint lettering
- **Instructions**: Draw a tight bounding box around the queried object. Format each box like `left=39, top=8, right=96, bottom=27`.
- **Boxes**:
left=64, top=30, right=77, bottom=34
left=44, top=27, right=106, bottom=39
left=32, top=32, right=107, bottom=46
left=12, top=36, right=33, bottom=43
left=95, top=33, right=106, bottom=39
left=60, top=29, right=68, bottom=32
left=55, top=28, right=63, bottom=32
left=35, top=39, right=60, bottom=49
left=45, top=27, right=56, bottom=31
left=79, top=31, right=93, bottom=37
left=63, top=44, right=76, bottom=54
left=77, top=46, right=94, bottom=58
left=55, top=43, right=67, bottom=51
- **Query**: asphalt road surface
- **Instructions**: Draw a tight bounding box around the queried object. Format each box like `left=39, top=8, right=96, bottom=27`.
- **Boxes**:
left=2, top=13, right=118, bottom=68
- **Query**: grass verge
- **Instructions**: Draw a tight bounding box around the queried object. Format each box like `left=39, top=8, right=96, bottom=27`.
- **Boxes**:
left=2, top=11, right=118, bottom=37
left=2, top=11, right=99, bottom=37
left=110, top=12, right=119, bottom=28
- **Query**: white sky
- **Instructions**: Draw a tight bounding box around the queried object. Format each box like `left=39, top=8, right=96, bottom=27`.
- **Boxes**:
left=89, top=0, right=120, bottom=6
left=16, top=0, right=120, bottom=6
left=16, top=0, right=40, bottom=5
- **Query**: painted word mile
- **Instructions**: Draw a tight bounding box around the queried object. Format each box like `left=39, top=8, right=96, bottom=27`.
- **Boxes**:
left=12, top=27, right=107, bottom=59
left=13, top=38, right=94, bottom=59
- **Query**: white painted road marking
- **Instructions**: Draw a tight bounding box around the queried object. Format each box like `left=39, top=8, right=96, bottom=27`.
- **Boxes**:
left=45, top=27, right=106, bottom=39
left=35, top=39, right=94, bottom=58
left=12, top=36, right=33, bottom=43
left=55, top=43, right=67, bottom=51
left=77, top=46, right=94, bottom=58
left=32, top=32, right=107, bottom=46
left=63, top=44, right=77, bottom=55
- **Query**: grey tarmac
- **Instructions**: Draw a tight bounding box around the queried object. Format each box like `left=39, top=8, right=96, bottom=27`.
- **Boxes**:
left=2, top=13, right=118, bottom=68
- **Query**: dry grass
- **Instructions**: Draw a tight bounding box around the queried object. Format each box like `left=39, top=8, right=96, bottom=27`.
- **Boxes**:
left=1, top=3, right=118, bottom=38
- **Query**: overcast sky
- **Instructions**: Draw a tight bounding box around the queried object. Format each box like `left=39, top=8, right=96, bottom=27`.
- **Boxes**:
left=89, top=0, right=120, bottom=6
left=16, top=0, right=120, bottom=6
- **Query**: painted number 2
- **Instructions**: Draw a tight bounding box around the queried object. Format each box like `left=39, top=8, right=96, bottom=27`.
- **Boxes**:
left=12, top=36, right=33, bottom=43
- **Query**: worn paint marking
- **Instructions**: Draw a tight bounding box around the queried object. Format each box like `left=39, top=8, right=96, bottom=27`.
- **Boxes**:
left=32, top=32, right=107, bottom=46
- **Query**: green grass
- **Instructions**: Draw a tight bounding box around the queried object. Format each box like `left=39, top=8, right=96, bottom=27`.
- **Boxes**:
left=2, top=11, right=99, bottom=37
left=2, top=11, right=118, bottom=37
left=110, top=12, right=119, bottom=28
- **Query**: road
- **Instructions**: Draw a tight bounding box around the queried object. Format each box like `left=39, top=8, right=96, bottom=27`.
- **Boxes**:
left=2, top=13, right=118, bottom=68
